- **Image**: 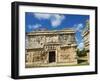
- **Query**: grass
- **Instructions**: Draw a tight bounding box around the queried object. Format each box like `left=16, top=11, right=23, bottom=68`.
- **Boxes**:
left=25, top=63, right=89, bottom=68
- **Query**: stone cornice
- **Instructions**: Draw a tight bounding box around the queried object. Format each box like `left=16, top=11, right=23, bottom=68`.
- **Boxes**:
left=26, top=29, right=75, bottom=36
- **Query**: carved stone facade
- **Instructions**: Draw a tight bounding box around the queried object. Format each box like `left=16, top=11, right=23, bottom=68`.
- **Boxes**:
left=25, top=29, right=77, bottom=67
left=82, top=20, right=90, bottom=63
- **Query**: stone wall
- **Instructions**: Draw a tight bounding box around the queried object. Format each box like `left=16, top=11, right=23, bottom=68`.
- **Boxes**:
left=25, top=29, right=77, bottom=67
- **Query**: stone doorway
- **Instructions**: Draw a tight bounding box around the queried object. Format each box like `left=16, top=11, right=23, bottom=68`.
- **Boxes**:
left=49, top=51, right=55, bottom=63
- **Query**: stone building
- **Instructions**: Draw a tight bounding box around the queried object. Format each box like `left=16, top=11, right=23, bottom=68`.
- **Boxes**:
left=25, top=29, right=77, bottom=67
left=82, top=20, right=90, bottom=63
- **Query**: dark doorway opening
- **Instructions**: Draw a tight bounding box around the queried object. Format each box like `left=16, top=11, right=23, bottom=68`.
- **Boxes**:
left=49, top=51, right=55, bottom=63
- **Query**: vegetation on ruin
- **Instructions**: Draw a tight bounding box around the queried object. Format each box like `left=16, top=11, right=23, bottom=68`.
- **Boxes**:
left=77, top=48, right=87, bottom=57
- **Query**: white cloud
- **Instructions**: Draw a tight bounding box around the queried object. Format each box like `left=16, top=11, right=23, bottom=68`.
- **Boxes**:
left=73, top=23, right=84, bottom=32
left=33, top=13, right=65, bottom=27
left=28, top=24, right=41, bottom=29
left=78, top=42, right=84, bottom=50
left=33, top=24, right=41, bottom=29
left=34, top=13, right=51, bottom=19
left=75, top=37, right=79, bottom=42
left=51, top=14, right=65, bottom=27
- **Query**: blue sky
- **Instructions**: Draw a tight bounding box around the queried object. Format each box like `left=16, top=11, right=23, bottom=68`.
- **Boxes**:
left=25, top=12, right=89, bottom=49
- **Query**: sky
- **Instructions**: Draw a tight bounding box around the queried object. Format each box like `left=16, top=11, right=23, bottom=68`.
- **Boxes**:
left=25, top=12, right=89, bottom=49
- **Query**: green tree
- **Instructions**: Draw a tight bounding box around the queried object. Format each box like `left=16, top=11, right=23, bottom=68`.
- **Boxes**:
left=77, top=48, right=87, bottom=57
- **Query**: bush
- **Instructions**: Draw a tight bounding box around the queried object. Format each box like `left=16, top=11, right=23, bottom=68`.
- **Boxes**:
left=77, top=48, right=87, bottom=57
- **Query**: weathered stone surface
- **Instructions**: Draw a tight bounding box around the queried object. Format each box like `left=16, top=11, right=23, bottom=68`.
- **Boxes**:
left=82, top=20, right=90, bottom=64
left=25, top=29, right=77, bottom=67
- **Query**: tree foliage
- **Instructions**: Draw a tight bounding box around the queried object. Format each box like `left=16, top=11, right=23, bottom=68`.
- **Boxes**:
left=77, top=48, right=87, bottom=57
